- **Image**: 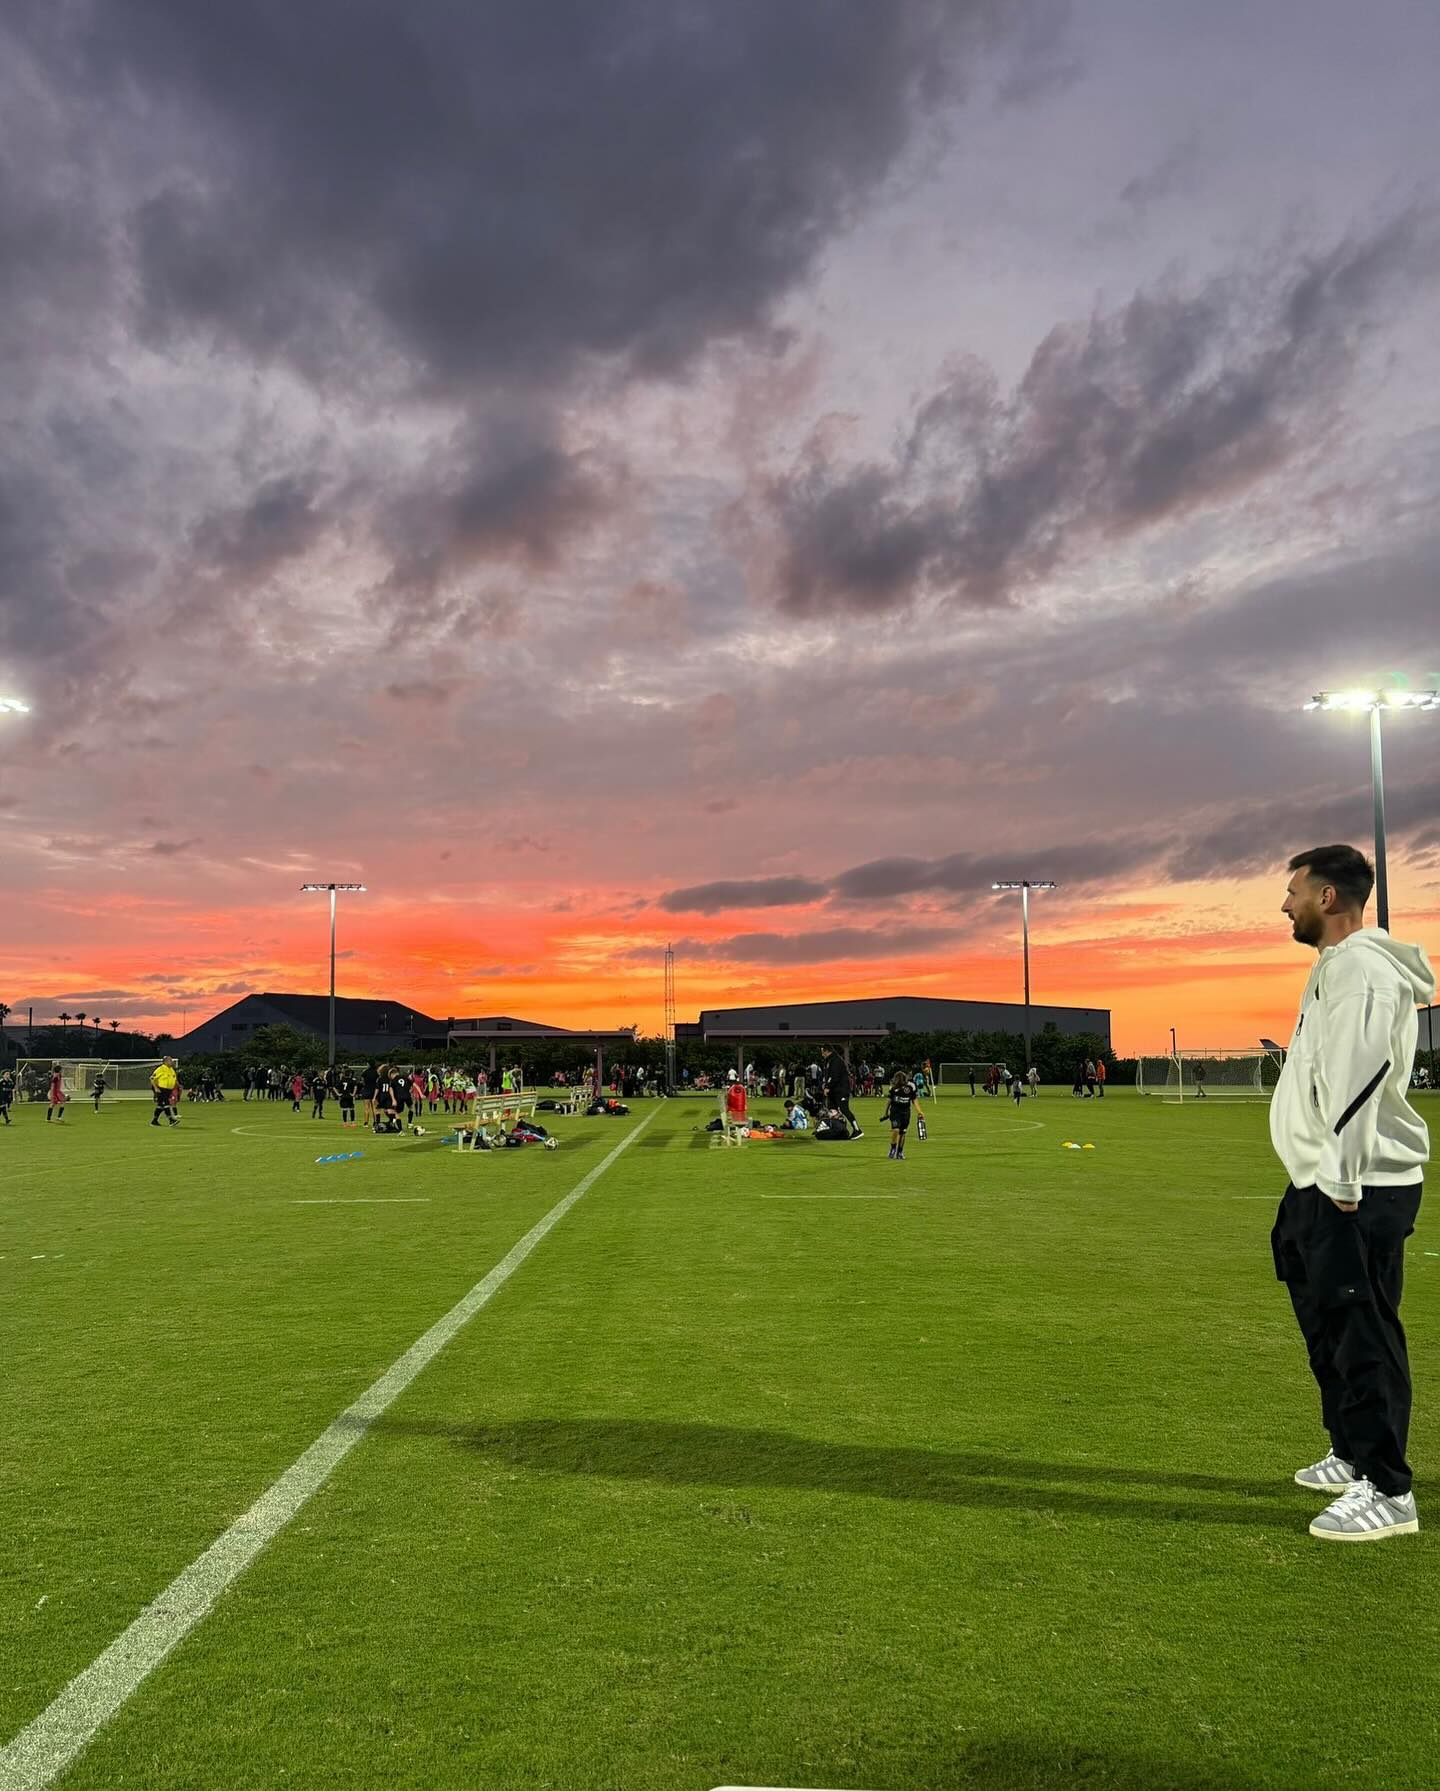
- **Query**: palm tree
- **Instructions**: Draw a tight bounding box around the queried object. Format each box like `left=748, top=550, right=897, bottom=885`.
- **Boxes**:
left=75, top=1012, right=87, bottom=1029
left=59, top=1011, right=72, bottom=1030
left=92, top=1016, right=102, bottom=1034
left=109, top=1020, right=120, bottom=1033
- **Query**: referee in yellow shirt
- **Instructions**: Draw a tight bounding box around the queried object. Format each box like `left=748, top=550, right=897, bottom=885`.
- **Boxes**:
left=149, top=1057, right=180, bottom=1128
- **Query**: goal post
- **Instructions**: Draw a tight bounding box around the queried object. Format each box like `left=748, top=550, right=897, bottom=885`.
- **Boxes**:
left=17, top=1057, right=165, bottom=1100
left=1139, top=1049, right=1270, bottom=1102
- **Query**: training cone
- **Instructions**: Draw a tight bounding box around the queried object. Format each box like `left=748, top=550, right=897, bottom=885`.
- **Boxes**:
left=1082, top=1143, right=1096, bottom=1149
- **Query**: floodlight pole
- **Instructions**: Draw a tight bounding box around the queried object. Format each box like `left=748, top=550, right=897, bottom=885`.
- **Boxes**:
left=1369, top=704, right=1389, bottom=933
left=992, top=879, right=1058, bottom=1071
left=301, top=882, right=366, bottom=1068
left=1305, top=688, right=1438, bottom=933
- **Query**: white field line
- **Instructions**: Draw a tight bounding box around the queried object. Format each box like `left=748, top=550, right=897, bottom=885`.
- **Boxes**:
left=0, top=1108, right=658, bottom=1791
left=760, top=1194, right=908, bottom=1200
left=290, top=1198, right=431, bottom=1205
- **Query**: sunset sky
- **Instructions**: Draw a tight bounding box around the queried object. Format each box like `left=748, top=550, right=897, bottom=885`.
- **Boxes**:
left=2, top=0, right=1438, bottom=1053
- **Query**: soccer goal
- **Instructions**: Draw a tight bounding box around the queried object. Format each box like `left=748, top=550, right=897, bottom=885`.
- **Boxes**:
left=18, top=1057, right=165, bottom=1100
left=1138, top=1050, right=1270, bottom=1102
left=937, top=1061, right=1010, bottom=1094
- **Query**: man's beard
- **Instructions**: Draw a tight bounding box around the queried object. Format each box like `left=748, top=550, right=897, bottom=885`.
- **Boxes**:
left=1292, top=915, right=1322, bottom=946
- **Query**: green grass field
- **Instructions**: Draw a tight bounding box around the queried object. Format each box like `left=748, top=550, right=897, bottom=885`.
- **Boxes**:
left=2, top=1086, right=1438, bottom=1791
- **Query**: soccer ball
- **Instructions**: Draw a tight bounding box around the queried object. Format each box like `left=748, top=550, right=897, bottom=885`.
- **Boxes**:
left=544, top=1137, right=559, bottom=1150
left=412, top=1125, right=427, bottom=1137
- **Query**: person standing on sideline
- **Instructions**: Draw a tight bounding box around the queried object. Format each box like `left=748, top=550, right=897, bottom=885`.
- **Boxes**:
left=1271, top=844, right=1433, bottom=1542
left=149, top=1058, right=179, bottom=1127
left=1026, top=1065, right=1040, bottom=1097
left=820, top=1045, right=862, bottom=1139
left=1095, top=1058, right=1107, bottom=1099
left=968, top=1066, right=977, bottom=1097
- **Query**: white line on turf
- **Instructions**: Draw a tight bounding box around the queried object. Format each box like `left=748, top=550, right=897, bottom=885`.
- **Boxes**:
left=0, top=1107, right=658, bottom=1791
left=761, top=1194, right=908, bottom=1200
left=290, top=1198, right=432, bottom=1205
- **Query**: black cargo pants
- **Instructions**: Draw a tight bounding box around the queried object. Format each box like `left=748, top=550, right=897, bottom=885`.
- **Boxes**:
left=1271, top=1181, right=1422, bottom=1496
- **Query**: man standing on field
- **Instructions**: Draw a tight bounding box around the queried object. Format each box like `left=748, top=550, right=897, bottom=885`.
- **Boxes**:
left=149, top=1057, right=180, bottom=1128
left=1271, top=844, right=1433, bottom=1541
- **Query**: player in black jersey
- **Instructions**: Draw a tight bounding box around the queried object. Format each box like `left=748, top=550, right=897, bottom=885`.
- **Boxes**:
left=885, top=1073, right=914, bottom=1160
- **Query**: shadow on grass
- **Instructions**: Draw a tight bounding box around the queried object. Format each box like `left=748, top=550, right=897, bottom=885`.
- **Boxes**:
left=360, top=1415, right=1302, bottom=1528
left=826, top=1734, right=1269, bottom=1790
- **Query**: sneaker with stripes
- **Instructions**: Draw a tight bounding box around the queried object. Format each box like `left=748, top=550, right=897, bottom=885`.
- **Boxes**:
left=1293, top=1450, right=1357, bottom=1492
left=1309, top=1478, right=1418, bottom=1542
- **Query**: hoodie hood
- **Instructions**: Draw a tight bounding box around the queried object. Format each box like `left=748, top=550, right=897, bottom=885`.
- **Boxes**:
left=1327, top=928, right=1436, bottom=1004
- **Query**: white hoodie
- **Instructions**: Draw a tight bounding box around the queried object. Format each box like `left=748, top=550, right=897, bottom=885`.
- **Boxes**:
left=1270, top=928, right=1434, bottom=1202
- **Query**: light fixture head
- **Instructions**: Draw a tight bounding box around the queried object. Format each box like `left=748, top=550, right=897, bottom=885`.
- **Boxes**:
left=1309, top=687, right=1439, bottom=714
left=993, top=879, right=1058, bottom=891
left=0, top=697, right=31, bottom=714
left=301, top=881, right=367, bottom=892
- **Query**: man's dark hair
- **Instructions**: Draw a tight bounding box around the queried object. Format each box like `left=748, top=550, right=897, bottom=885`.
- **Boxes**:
left=1288, top=844, right=1375, bottom=911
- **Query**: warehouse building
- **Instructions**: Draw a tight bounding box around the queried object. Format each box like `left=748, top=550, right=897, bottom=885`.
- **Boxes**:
left=676, top=994, right=1109, bottom=1045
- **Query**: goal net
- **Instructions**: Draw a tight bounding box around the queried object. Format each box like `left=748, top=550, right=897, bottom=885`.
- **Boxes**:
left=937, top=1061, right=1011, bottom=1094
left=1138, top=1050, right=1269, bottom=1102
left=17, top=1057, right=165, bottom=1100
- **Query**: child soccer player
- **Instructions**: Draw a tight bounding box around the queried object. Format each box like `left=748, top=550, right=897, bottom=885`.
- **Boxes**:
left=780, top=1098, right=809, bottom=1131
left=0, top=1068, right=14, bottom=1124
left=91, top=1071, right=107, bottom=1112
left=1011, top=1073, right=1025, bottom=1107
left=47, top=1064, right=67, bottom=1122
left=885, top=1072, right=913, bottom=1159
left=336, top=1069, right=357, bottom=1129
left=722, top=1071, right=748, bottom=1143
left=289, top=1070, right=305, bottom=1113
left=310, top=1071, right=328, bottom=1120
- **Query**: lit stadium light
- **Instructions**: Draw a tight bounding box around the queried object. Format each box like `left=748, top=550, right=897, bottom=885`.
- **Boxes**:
left=301, top=882, right=367, bottom=1066
left=0, top=697, right=31, bottom=714
left=1304, top=687, right=1438, bottom=931
left=991, top=880, right=1059, bottom=1071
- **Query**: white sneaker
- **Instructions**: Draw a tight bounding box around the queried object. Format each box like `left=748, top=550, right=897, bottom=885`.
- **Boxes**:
left=1294, top=1451, right=1358, bottom=1492
left=1309, top=1478, right=1418, bottom=1542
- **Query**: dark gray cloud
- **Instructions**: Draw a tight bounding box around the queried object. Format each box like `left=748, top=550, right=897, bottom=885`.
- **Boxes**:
left=658, top=771, right=1440, bottom=920
left=764, top=215, right=1433, bottom=615
left=0, top=0, right=1070, bottom=685
left=190, top=478, right=327, bottom=582
left=377, top=425, right=620, bottom=613
left=34, top=0, right=1057, bottom=388
left=659, top=874, right=830, bottom=914
left=642, top=925, right=966, bottom=966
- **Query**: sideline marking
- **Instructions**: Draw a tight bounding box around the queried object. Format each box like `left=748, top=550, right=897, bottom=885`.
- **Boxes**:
left=761, top=1193, right=907, bottom=1200
left=0, top=1108, right=658, bottom=1791
left=290, top=1198, right=431, bottom=1205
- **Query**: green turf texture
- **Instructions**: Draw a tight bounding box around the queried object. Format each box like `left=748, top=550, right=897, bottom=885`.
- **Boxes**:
left=2, top=1088, right=1438, bottom=1790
